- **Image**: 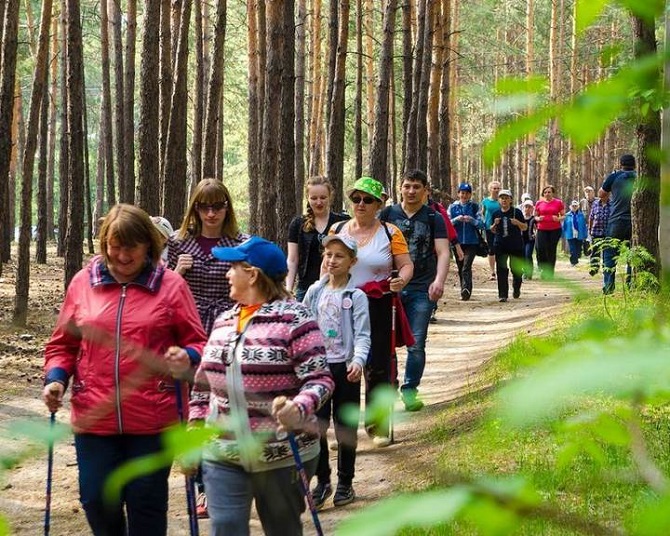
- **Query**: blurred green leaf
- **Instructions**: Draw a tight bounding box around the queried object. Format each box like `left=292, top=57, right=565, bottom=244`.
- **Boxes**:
left=575, top=0, right=608, bottom=35
left=336, top=488, right=472, bottom=536
left=10, top=418, right=70, bottom=446
left=464, top=497, right=519, bottom=536
left=494, top=76, right=548, bottom=96
left=561, top=78, right=629, bottom=148
left=629, top=493, right=670, bottom=535
left=0, top=516, right=8, bottom=536
left=483, top=106, right=558, bottom=165
left=497, top=333, right=670, bottom=427
left=616, top=0, right=664, bottom=21
left=103, top=450, right=172, bottom=504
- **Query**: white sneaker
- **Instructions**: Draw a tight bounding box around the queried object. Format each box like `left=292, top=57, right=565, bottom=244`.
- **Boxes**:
left=372, top=436, right=392, bottom=448
left=329, top=440, right=338, bottom=451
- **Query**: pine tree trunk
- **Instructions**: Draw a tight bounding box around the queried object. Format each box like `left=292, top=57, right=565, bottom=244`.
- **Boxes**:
left=404, top=0, right=427, bottom=173
left=0, top=0, right=20, bottom=269
left=161, top=0, right=191, bottom=226
left=82, top=66, right=94, bottom=254
left=427, top=0, right=441, bottom=184
left=294, top=0, right=307, bottom=208
left=15, top=0, right=54, bottom=319
left=94, top=98, right=106, bottom=229
left=137, top=0, right=160, bottom=214
left=247, top=0, right=262, bottom=232
left=364, top=0, right=375, bottom=146
left=307, top=0, right=323, bottom=177
left=47, top=15, right=59, bottom=240
left=57, top=0, right=68, bottom=258
left=415, top=0, right=433, bottom=173
left=64, top=0, right=85, bottom=288
left=257, top=0, right=283, bottom=240
left=368, top=0, right=396, bottom=184
left=325, top=0, right=338, bottom=131
left=190, top=0, right=204, bottom=192
left=326, top=0, right=349, bottom=211
left=353, top=0, right=363, bottom=182
left=109, top=0, right=126, bottom=202
left=202, top=0, right=227, bottom=179
left=526, top=0, right=537, bottom=198
left=158, top=0, right=172, bottom=188
left=401, top=0, right=412, bottom=173
left=99, top=0, right=115, bottom=211
left=631, top=13, right=660, bottom=280
left=123, top=0, right=137, bottom=203
left=437, top=0, right=451, bottom=192
left=276, top=0, right=296, bottom=246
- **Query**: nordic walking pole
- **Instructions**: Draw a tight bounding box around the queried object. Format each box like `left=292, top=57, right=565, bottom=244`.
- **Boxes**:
left=44, top=411, right=55, bottom=536
left=288, top=433, right=324, bottom=536
left=389, top=270, right=399, bottom=444
left=273, top=396, right=324, bottom=536
left=175, top=380, right=200, bottom=536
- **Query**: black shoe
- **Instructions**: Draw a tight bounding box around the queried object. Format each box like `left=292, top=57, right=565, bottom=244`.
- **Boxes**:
left=460, top=288, right=471, bottom=301
left=499, top=297, right=508, bottom=302
left=589, top=268, right=598, bottom=276
left=311, top=482, right=332, bottom=511
left=513, top=288, right=520, bottom=299
left=333, top=483, right=355, bottom=507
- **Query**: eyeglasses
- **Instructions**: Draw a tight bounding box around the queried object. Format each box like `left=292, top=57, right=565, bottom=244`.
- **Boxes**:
left=350, top=195, right=376, bottom=205
left=196, top=201, right=229, bottom=213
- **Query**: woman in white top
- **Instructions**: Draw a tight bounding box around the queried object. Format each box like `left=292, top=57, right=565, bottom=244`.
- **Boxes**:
left=330, top=177, right=412, bottom=447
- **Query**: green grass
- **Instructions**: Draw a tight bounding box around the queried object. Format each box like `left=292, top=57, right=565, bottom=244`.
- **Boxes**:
left=392, top=290, right=668, bottom=536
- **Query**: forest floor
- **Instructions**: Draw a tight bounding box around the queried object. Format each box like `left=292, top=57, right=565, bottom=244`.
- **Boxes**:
left=0, top=249, right=600, bottom=535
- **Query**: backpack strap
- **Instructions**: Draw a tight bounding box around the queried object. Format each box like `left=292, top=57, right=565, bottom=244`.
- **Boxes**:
left=333, top=220, right=347, bottom=234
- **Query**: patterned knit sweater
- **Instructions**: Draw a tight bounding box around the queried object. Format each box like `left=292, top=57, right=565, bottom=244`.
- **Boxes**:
left=189, top=299, right=334, bottom=472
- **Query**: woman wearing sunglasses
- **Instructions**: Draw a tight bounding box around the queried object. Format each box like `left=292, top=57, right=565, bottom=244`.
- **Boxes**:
left=167, top=177, right=247, bottom=516
left=330, top=177, right=413, bottom=448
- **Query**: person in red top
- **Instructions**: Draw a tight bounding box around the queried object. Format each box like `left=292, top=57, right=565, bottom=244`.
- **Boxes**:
left=533, top=185, right=565, bottom=279
left=43, top=204, right=207, bottom=536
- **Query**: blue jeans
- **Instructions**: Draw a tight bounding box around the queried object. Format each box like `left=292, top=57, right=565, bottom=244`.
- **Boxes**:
left=603, top=220, right=632, bottom=293
left=203, top=457, right=318, bottom=536
left=523, top=240, right=535, bottom=278
left=74, top=434, right=171, bottom=536
left=400, top=289, right=434, bottom=394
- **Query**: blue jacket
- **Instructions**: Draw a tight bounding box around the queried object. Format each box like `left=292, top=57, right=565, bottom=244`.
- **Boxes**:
left=447, top=201, right=485, bottom=245
left=562, top=210, right=587, bottom=240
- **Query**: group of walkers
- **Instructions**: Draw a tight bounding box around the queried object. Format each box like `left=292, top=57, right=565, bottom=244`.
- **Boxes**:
left=41, top=154, right=637, bottom=535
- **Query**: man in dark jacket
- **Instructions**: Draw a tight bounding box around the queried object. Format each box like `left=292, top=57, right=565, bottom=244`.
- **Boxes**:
left=599, top=153, right=636, bottom=294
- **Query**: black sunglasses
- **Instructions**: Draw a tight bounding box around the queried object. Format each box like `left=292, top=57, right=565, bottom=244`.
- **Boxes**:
left=350, top=195, right=376, bottom=205
left=196, top=201, right=229, bottom=212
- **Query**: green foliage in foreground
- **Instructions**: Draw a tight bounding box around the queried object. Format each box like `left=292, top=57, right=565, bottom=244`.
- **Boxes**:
left=338, top=287, right=669, bottom=536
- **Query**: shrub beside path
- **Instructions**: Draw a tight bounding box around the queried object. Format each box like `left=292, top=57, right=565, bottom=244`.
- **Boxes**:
left=0, top=256, right=600, bottom=534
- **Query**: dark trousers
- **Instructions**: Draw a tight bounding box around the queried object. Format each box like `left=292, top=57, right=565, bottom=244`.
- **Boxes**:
left=74, top=433, right=171, bottom=536
left=589, top=236, right=605, bottom=273
left=567, top=239, right=583, bottom=265
left=455, top=244, right=478, bottom=293
left=316, top=362, right=360, bottom=486
left=364, top=292, right=394, bottom=438
left=495, top=249, right=523, bottom=299
left=536, top=228, right=562, bottom=278
left=523, top=240, right=535, bottom=278
left=603, top=220, right=632, bottom=293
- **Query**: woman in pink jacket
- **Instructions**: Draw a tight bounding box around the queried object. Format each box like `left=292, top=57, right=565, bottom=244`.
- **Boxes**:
left=43, top=204, right=207, bottom=536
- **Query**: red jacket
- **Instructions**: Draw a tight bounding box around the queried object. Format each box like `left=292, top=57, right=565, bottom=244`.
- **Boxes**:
left=45, top=257, right=207, bottom=435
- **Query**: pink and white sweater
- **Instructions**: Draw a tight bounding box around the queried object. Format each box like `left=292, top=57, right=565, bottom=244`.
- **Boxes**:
left=189, top=299, right=334, bottom=472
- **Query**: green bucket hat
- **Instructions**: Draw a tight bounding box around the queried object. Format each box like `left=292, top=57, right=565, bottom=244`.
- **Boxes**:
left=347, top=176, right=384, bottom=202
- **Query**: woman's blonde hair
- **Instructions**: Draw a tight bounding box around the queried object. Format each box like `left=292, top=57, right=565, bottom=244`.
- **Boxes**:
left=99, top=204, right=165, bottom=266
left=178, top=178, right=239, bottom=240
left=303, top=176, right=333, bottom=232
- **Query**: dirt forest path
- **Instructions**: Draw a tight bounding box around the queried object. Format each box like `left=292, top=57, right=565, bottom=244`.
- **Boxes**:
left=0, top=256, right=600, bottom=535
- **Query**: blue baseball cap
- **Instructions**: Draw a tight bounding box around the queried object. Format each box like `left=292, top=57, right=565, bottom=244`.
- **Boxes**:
left=212, top=236, right=288, bottom=279
left=458, top=182, right=472, bottom=192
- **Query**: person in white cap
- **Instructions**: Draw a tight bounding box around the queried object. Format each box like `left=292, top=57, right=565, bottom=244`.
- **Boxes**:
left=521, top=200, right=536, bottom=279
left=303, top=234, right=371, bottom=509
left=490, top=189, right=527, bottom=301
left=150, top=216, right=174, bottom=261
left=562, top=200, right=588, bottom=266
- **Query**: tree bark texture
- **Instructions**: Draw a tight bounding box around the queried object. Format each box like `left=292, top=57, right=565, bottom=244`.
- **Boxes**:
left=0, top=0, right=20, bottom=268
left=109, top=0, right=126, bottom=203
left=123, top=0, right=137, bottom=203
left=631, top=13, right=660, bottom=279
left=368, top=0, right=397, bottom=186
left=47, top=15, right=59, bottom=240
left=247, top=0, right=262, bottom=232
left=159, top=0, right=172, bottom=187
left=326, top=0, right=350, bottom=211
left=138, top=0, right=161, bottom=214
left=202, top=0, right=227, bottom=179
left=190, top=0, right=204, bottom=193
left=437, top=0, right=451, bottom=192
left=64, top=0, right=86, bottom=289
left=161, top=0, right=191, bottom=226
left=294, top=0, right=307, bottom=209
left=99, top=0, right=115, bottom=211
left=57, top=0, right=69, bottom=258
left=353, top=0, right=363, bottom=182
